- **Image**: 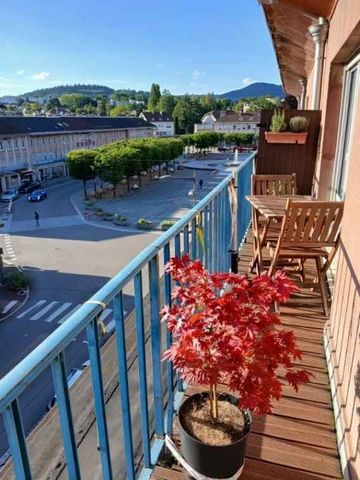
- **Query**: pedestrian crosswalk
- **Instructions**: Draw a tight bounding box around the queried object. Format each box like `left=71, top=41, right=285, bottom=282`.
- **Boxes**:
left=0, top=299, right=122, bottom=334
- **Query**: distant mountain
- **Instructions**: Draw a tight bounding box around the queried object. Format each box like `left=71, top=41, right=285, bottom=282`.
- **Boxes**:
left=219, top=82, right=284, bottom=101
left=20, top=84, right=115, bottom=99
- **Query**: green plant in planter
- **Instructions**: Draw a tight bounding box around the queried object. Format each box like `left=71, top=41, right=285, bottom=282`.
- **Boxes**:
left=162, top=256, right=310, bottom=478
left=289, top=116, right=310, bottom=133
left=160, top=219, right=176, bottom=230
left=102, top=212, right=114, bottom=221
left=270, top=110, right=287, bottom=132
left=137, top=218, right=153, bottom=229
left=113, top=214, right=128, bottom=225
left=5, top=271, right=30, bottom=290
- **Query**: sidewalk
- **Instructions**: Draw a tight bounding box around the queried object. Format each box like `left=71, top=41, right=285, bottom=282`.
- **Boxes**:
left=9, top=215, right=84, bottom=233
left=73, top=169, right=219, bottom=230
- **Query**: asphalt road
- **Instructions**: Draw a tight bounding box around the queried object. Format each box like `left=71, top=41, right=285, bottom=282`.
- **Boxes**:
left=0, top=155, right=238, bottom=460
left=0, top=181, right=157, bottom=459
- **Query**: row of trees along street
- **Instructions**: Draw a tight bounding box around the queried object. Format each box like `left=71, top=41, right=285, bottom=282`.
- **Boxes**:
left=181, top=131, right=256, bottom=153
left=67, top=137, right=184, bottom=199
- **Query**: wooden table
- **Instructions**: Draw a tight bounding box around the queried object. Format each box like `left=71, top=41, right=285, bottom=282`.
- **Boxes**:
left=246, top=195, right=311, bottom=273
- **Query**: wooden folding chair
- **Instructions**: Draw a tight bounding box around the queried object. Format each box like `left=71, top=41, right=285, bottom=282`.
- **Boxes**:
left=249, top=174, right=297, bottom=272
left=267, top=200, right=344, bottom=316
left=252, top=173, right=297, bottom=196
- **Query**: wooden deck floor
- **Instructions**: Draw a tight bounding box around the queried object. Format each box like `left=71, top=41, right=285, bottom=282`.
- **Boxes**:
left=151, top=237, right=342, bottom=480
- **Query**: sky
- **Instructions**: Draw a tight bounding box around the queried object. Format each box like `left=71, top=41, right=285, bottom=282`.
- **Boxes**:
left=0, top=0, right=281, bottom=97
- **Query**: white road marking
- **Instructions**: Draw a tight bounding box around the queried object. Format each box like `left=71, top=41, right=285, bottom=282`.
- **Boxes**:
left=105, top=310, right=127, bottom=333
left=17, top=300, right=46, bottom=318
left=57, top=304, right=82, bottom=324
left=1, top=300, right=18, bottom=314
left=45, top=302, right=72, bottom=323
left=30, top=301, right=59, bottom=321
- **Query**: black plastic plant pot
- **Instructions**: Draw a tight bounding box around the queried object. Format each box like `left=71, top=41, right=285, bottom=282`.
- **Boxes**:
left=178, top=392, right=252, bottom=478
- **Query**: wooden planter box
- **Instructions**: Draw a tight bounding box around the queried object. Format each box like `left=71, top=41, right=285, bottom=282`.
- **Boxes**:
left=265, top=132, right=308, bottom=144
left=113, top=219, right=128, bottom=226
left=137, top=223, right=153, bottom=230
left=161, top=223, right=175, bottom=231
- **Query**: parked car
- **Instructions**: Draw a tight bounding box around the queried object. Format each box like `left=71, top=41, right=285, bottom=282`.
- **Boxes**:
left=0, top=189, right=19, bottom=202
left=217, top=146, right=230, bottom=152
left=27, top=189, right=47, bottom=202
left=19, top=181, right=41, bottom=194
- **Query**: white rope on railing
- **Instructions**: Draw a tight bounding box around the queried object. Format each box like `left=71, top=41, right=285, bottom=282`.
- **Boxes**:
left=165, top=435, right=245, bottom=480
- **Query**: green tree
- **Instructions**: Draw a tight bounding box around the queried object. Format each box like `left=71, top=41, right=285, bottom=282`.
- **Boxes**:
left=159, top=90, right=175, bottom=114
left=60, top=94, right=97, bottom=111
left=24, top=102, right=41, bottom=114
left=67, top=150, right=96, bottom=199
left=98, top=98, right=107, bottom=116
left=110, top=105, right=132, bottom=116
left=45, top=97, right=60, bottom=111
left=172, top=95, right=203, bottom=134
left=200, top=92, right=216, bottom=112
left=148, top=83, right=161, bottom=111
left=192, top=132, right=219, bottom=152
left=96, top=148, right=124, bottom=197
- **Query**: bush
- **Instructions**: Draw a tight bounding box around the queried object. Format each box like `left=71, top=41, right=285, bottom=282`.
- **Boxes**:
left=5, top=271, right=30, bottom=290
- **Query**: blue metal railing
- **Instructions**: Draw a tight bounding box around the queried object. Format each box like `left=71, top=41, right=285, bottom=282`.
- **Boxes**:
left=0, top=152, right=255, bottom=480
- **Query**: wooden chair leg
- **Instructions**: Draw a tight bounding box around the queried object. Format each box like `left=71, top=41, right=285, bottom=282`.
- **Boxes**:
left=316, top=256, right=329, bottom=316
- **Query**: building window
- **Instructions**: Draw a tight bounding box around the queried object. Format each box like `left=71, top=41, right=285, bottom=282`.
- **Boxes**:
left=233, top=125, right=236, bottom=130
left=333, top=53, right=360, bottom=199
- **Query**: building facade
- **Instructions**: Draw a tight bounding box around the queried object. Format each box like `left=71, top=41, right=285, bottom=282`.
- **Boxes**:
left=262, top=0, right=360, bottom=477
left=0, top=116, right=155, bottom=192
left=139, top=111, right=175, bottom=137
left=194, top=110, right=260, bottom=134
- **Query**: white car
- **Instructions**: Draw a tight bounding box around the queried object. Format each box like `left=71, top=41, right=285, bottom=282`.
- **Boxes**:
left=0, top=189, right=19, bottom=202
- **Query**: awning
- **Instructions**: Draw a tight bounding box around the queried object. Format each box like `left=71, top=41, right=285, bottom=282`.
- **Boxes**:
left=260, top=0, right=336, bottom=96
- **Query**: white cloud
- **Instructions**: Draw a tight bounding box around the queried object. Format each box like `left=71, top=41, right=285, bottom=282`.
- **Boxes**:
left=192, top=69, right=201, bottom=80
left=242, top=77, right=255, bottom=86
left=30, top=71, right=50, bottom=81
left=17, top=69, right=25, bottom=76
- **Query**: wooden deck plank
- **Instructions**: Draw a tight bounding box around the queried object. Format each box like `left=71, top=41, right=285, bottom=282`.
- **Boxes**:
left=151, top=231, right=341, bottom=480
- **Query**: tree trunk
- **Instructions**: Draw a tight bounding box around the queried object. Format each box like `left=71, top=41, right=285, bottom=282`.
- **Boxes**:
left=127, top=177, right=130, bottom=191
left=138, top=174, right=142, bottom=187
left=83, top=180, right=88, bottom=200
left=165, top=162, right=169, bottom=175
left=158, top=164, right=161, bottom=176
left=113, top=186, right=116, bottom=198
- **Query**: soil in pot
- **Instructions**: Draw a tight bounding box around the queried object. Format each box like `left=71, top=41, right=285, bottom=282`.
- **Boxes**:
left=179, top=393, right=251, bottom=477
left=180, top=394, right=246, bottom=446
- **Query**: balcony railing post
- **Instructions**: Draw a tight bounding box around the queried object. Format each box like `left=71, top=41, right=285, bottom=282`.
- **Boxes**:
left=174, top=234, right=183, bottom=392
left=148, top=255, right=164, bottom=437
left=3, top=399, right=32, bottom=480
left=134, top=272, right=151, bottom=468
left=113, top=291, right=136, bottom=480
left=86, top=317, right=113, bottom=480
left=163, top=243, right=174, bottom=435
left=51, top=352, right=81, bottom=480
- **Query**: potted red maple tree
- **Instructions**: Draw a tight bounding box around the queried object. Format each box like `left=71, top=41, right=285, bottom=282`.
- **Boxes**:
left=162, top=256, right=310, bottom=478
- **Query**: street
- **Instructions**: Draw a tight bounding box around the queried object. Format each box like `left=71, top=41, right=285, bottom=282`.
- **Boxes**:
left=0, top=153, right=244, bottom=459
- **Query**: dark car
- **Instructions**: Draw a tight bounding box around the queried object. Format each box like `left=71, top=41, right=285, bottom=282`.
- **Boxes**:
left=27, top=189, right=47, bottom=202
left=19, top=181, right=42, bottom=194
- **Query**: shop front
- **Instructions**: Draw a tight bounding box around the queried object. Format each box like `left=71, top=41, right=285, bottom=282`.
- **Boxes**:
left=35, top=162, right=68, bottom=182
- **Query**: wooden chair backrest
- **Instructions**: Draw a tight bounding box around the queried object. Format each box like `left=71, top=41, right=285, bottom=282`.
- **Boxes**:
left=279, top=200, right=344, bottom=248
left=252, top=174, right=297, bottom=196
